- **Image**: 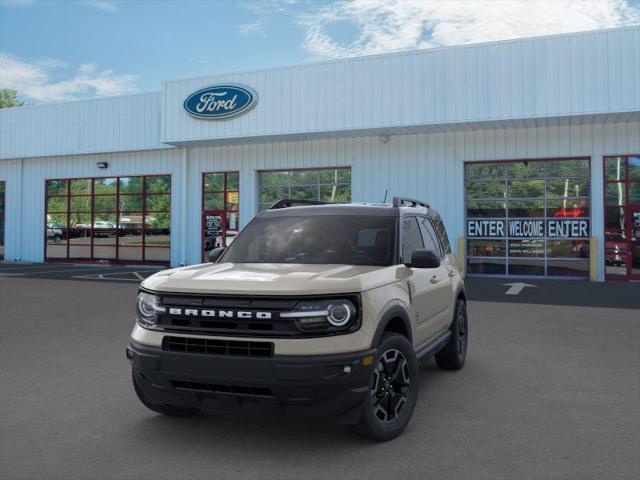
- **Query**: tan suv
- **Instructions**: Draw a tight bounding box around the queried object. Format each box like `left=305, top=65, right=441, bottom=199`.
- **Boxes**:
left=127, top=197, right=468, bottom=441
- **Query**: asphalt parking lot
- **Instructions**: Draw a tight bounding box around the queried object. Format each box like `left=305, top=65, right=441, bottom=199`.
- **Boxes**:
left=0, top=264, right=638, bottom=480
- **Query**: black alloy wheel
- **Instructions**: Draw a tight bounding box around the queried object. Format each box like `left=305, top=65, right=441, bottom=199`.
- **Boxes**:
left=435, top=298, right=468, bottom=370
left=371, top=348, right=411, bottom=423
left=351, top=333, right=419, bottom=441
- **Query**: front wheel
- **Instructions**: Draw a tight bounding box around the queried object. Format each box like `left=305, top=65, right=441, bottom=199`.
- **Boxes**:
left=435, top=298, right=468, bottom=370
left=350, top=333, right=419, bottom=441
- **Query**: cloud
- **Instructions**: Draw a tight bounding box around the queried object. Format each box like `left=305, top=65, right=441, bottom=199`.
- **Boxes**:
left=238, top=19, right=266, bottom=36
left=83, top=0, right=118, bottom=12
left=297, top=0, right=640, bottom=58
left=0, top=53, right=138, bottom=103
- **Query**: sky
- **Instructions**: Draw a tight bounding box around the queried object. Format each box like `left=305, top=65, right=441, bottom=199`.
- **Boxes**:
left=1, top=0, right=639, bottom=104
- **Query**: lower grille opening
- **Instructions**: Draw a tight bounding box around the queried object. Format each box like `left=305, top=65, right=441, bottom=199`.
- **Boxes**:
left=162, top=336, right=274, bottom=357
left=171, top=380, right=274, bottom=398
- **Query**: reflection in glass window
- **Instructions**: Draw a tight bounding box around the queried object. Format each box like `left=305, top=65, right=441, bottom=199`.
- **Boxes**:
left=547, top=199, right=589, bottom=218
left=629, top=183, right=640, bottom=205
left=45, top=175, right=171, bottom=264
left=629, top=156, right=640, bottom=180
left=465, top=163, right=505, bottom=180
left=507, top=180, right=545, bottom=198
left=547, top=240, right=589, bottom=258
left=546, top=179, right=590, bottom=198
left=547, top=159, right=589, bottom=178
left=604, top=157, right=626, bottom=181
left=507, top=161, right=545, bottom=179
left=605, top=183, right=625, bottom=206
left=465, top=181, right=505, bottom=199
left=467, top=240, right=506, bottom=257
left=258, top=168, right=351, bottom=210
left=508, top=200, right=545, bottom=218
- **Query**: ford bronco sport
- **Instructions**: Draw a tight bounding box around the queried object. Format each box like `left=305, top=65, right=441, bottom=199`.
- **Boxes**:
left=127, top=197, right=468, bottom=441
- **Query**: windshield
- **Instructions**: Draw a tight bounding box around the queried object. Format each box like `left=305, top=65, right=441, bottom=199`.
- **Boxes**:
left=221, top=215, right=396, bottom=266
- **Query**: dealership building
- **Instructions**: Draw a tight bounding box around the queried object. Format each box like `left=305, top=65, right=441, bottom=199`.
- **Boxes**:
left=1, top=26, right=639, bottom=281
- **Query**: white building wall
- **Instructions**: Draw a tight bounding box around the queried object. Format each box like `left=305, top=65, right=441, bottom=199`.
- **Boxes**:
left=0, top=92, right=167, bottom=160
left=1, top=120, right=638, bottom=280
left=162, top=27, right=640, bottom=145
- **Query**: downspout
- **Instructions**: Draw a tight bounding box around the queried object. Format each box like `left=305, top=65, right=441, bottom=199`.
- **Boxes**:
left=180, top=148, right=188, bottom=266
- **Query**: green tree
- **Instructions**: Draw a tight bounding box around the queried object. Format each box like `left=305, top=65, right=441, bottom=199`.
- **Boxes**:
left=0, top=89, right=24, bottom=109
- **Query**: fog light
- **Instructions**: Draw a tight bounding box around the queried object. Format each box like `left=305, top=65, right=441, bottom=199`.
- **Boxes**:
left=362, top=355, right=374, bottom=366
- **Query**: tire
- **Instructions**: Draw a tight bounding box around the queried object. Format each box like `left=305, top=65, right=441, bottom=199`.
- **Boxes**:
left=435, top=298, right=468, bottom=371
left=131, top=370, right=200, bottom=418
left=351, top=333, right=419, bottom=441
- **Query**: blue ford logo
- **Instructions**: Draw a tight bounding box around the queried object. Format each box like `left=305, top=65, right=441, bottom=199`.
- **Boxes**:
left=183, top=84, right=257, bottom=119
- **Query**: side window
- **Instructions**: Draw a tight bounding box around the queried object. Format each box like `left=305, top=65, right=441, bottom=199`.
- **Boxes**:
left=434, top=217, right=451, bottom=254
left=418, top=217, right=442, bottom=257
left=402, top=217, right=424, bottom=263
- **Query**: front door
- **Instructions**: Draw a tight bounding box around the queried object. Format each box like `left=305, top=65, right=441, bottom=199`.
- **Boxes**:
left=630, top=208, right=640, bottom=280
left=201, top=171, right=240, bottom=262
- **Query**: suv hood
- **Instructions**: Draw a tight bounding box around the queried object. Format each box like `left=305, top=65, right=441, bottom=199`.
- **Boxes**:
left=142, top=262, right=400, bottom=295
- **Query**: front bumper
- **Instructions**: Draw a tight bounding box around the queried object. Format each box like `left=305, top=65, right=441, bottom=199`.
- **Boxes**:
left=127, top=341, right=376, bottom=423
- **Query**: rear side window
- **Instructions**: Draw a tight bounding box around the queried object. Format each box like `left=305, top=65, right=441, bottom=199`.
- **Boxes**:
left=433, top=217, right=451, bottom=254
left=402, top=217, right=424, bottom=263
left=418, top=217, right=442, bottom=257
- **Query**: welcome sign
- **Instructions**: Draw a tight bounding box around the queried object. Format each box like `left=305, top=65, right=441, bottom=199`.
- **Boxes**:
left=184, top=84, right=257, bottom=119
left=467, top=219, right=589, bottom=238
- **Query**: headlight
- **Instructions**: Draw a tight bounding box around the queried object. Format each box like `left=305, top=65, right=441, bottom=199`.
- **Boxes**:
left=281, top=299, right=357, bottom=334
left=136, top=292, right=165, bottom=328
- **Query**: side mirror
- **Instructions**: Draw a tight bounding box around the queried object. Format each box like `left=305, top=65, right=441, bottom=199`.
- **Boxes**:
left=406, top=249, right=440, bottom=269
left=208, top=247, right=226, bottom=263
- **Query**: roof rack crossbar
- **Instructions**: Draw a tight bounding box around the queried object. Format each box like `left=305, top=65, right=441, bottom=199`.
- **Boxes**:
left=392, top=196, right=430, bottom=209
left=269, top=198, right=331, bottom=209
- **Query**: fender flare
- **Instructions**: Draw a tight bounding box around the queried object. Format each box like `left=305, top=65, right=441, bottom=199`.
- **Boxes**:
left=371, top=305, right=413, bottom=347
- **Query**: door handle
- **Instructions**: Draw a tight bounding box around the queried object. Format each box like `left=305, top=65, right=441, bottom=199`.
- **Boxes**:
left=447, top=268, right=457, bottom=278
left=430, top=275, right=440, bottom=284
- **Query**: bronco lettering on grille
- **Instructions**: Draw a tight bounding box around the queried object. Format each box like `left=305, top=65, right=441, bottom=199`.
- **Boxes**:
left=167, top=308, right=272, bottom=320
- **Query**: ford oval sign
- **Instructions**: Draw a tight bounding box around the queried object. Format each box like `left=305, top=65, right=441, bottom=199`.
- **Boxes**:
left=183, top=84, right=257, bottom=120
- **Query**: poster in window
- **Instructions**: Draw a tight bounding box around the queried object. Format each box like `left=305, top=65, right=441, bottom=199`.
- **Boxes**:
left=204, top=214, right=223, bottom=251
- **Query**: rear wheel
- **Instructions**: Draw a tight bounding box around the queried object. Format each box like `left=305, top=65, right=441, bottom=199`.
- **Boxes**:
left=435, top=298, right=468, bottom=370
left=132, top=370, right=200, bottom=418
left=351, top=333, right=419, bottom=441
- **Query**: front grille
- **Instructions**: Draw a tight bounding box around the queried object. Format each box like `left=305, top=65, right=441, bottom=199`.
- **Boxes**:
left=171, top=380, right=274, bottom=397
left=162, top=336, right=274, bottom=358
left=152, top=293, right=361, bottom=338
left=156, top=294, right=299, bottom=337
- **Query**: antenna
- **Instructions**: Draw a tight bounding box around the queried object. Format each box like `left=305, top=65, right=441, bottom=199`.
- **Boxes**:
left=383, top=189, right=388, bottom=203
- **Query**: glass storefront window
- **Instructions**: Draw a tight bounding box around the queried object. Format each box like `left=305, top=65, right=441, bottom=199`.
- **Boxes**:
left=257, top=167, right=351, bottom=211
left=45, top=175, right=171, bottom=264
left=465, top=158, right=590, bottom=277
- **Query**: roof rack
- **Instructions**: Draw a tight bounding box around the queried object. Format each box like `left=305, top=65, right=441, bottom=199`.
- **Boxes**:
left=392, top=196, right=430, bottom=209
left=268, top=198, right=331, bottom=209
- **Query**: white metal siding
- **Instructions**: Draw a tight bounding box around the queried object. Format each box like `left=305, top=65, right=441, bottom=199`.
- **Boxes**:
left=0, top=92, right=168, bottom=160
left=162, top=27, right=640, bottom=144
